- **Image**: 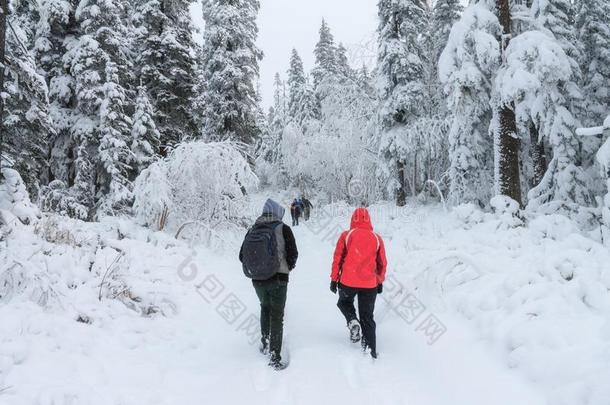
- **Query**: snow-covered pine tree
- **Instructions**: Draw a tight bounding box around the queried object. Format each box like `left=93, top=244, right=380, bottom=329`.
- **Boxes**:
left=525, top=0, right=593, bottom=213
left=286, top=49, right=318, bottom=129
left=431, top=0, right=463, bottom=63
left=272, top=72, right=287, bottom=128
left=287, top=48, right=306, bottom=122
left=2, top=0, right=54, bottom=195
left=200, top=0, right=263, bottom=144
left=531, top=0, right=582, bottom=82
left=499, top=29, right=589, bottom=213
left=97, top=61, right=134, bottom=217
left=412, top=0, right=462, bottom=198
left=376, top=0, right=428, bottom=206
left=133, top=0, right=198, bottom=151
left=429, top=0, right=462, bottom=115
left=312, top=19, right=337, bottom=87
left=35, top=0, right=78, bottom=187
left=439, top=2, right=500, bottom=206
left=254, top=82, right=269, bottom=153
left=61, top=0, right=133, bottom=219
left=356, top=64, right=375, bottom=99
left=575, top=0, right=610, bottom=199
left=131, top=84, right=160, bottom=176
left=335, top=43, right=353, bottom=79
left=296, top=77, right=319, bottom=133
left=255, top=73, right=287, bottom=186
left=576, top=1, right=610, bottom=129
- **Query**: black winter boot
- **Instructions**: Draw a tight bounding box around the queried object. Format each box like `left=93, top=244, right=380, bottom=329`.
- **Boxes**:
left=269, top=354, right=288, bottom=371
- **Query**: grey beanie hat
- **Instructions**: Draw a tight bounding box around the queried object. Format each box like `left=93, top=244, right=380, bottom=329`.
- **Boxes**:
left=262, top=198, right=285, bottom=220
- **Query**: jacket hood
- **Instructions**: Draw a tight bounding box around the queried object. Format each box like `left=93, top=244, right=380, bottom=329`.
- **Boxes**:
left=262, top=198, right=285, bottom=220
left=350, top=208, right=373, bottom=231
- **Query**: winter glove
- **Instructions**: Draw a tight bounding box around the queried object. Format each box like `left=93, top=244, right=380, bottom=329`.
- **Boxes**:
left=377, top=284, right=383, bottom=294
left=330, top=281, right=338, bottom=294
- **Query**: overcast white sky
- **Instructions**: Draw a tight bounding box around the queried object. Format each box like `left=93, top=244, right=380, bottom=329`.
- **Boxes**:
left=191, top=0, right=378, bottom=109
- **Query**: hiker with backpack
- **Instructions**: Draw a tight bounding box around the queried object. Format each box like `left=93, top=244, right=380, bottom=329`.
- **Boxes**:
left=302, top=196, right=314, bottom=221
left=290, top=198, right=302, bottom=226
left=329, top=207, right=387, bottom=359
left=239, top=199, right=298, bottom=370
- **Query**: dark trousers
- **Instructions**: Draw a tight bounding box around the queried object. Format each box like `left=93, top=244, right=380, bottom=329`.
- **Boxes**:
left=291, top=214, right=300, bottom=226
left=337, top=284, right=377, bottom=353
left=254, top=279, right=287, bottom=360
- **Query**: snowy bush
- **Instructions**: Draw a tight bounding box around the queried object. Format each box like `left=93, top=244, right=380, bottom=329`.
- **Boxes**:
left=133, top=164, right=171, bottom=230
left=40, top=180, right=90, bottom=220
left=453, top=203, right=485, bottom=228
left=0, top=168, right=41, bottom=225
left=490, top=195, right=524, bottom=228
left=133, top=141, right=258, bottom=233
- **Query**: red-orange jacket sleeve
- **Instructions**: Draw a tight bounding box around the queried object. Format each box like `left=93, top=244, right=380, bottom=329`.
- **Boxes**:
left=376, top=235, right=387, bottom=285
left=331, top=231, right=348, bottom=282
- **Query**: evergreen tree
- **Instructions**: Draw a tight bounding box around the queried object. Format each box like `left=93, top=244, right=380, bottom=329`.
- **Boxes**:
left=296, top=76, right=319, bottom=131
left=253, top=82, right=268, bottom=150
left=35, top=0, right=78, bottom=186
left=431, top=0, right=463, bottom=63
left=525, top=0, right=593, bottom=212
left=97, top=61, right=134, bottom=216
left=62, top=0, right=132, bottom=219
left=134, top=0, right=198, bottom=150
left=200, top=0, right=263, bottom=144
left=131, top=84, right=160, bottom=175
left=429, top=0, right=463, bottom=114
left=287, top=48, right=310, bottom=125
left=439, top=2, right=499, bottom=206
left=312, top=19, right=337, bottom=86
left=2, top=0, right=53, bottom=195
left=576, top=0, right=610, bottom=128
left=256, top=73, right=287, bottom=186
left=357, top=64, right=375, bottom=98
left=335, top=43, right=353, bottom=78
left=272, top=72, right=287, bottom=126
left=376, top=0, right=428, bottom=206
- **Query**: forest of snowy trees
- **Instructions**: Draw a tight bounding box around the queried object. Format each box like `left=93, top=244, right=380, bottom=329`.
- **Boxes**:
left=1, top=0, right=609, bottom=236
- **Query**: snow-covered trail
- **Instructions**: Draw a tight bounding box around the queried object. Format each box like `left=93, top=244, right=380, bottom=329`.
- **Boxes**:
left=0, top=209, right=547, bottom=405
left=187, top=224, right=545, bottom=405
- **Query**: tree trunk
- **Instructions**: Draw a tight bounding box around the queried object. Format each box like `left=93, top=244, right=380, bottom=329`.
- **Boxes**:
left=412, top=151, right=418, bottom=196
left=397, top=159, right=407, bottom=207
left=0, top=0, right=7, bottom=178
left=495, top=0, right=522, bottom=205
left=530, top=122, right=547, bottom=187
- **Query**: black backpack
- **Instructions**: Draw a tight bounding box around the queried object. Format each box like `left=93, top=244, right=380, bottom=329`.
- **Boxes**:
left=241, top=221, right=282, bottom=280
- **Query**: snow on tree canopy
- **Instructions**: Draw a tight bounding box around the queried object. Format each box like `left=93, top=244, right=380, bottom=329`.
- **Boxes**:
left=438, top=2, right=500, bottom=206
left=495, top=30, right=572, bottom=131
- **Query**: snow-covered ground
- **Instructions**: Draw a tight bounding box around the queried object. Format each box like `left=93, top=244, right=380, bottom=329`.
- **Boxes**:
left=1, top=193, right=609, bottom=405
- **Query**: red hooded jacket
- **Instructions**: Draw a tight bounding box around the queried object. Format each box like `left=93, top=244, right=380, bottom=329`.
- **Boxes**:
left=330, top=208, right=387, bottom=289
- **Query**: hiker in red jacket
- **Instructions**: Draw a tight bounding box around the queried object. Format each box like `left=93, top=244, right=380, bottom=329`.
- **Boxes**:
left=330, top=207, right=387, bottom=359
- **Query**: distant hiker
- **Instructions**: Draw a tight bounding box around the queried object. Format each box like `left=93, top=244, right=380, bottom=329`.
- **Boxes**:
left=302, top=197, right=314, bottom=221
left=329, top=208, right=387, bottom=359
left=239, top=199, right=298, bottom=370
left=290, top=198, right=302, bottom=226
